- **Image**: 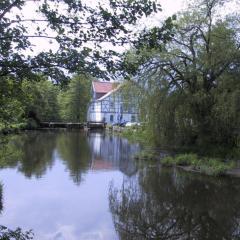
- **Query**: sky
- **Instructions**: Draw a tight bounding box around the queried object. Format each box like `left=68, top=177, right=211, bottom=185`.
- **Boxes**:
left=159, top=0, right=186, bottom=16
left=18, top=0, right=186, bottom=55
left=12, top=0, right=240, bottom=57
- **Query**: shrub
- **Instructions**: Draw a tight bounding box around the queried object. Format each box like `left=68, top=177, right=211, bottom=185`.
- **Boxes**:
left=161, top=156, right=175, bottom=166
left=196, top=158, right=235, bottom=176
left=134, top=150, right=157, bottom=161
left=175, top=153, right=198, bottom=166
left=161, top=153, right=236, bottom=176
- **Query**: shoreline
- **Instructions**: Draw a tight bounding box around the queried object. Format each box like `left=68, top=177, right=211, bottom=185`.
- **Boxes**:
left=177, top=165, right=240, bottom=178
left=135, top=151, right=240, bottom=178
left=1, top=126, right=239, bottom=178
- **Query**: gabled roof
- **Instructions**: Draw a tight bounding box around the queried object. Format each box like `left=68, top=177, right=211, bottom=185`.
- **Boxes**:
left=97, top=84, right=122, bottom=101
left=92, top=81, right=116, bottom=93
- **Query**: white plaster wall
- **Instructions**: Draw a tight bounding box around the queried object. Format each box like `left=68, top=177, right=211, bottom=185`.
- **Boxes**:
left=103, top=112, right=138, bottom=124
left=87, top=102, right=103, bottom=122
left=87, top=90, right=139, bottom=123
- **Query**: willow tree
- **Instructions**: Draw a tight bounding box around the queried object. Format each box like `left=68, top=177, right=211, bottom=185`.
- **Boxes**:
left=123, top=0, right=240, bottom=147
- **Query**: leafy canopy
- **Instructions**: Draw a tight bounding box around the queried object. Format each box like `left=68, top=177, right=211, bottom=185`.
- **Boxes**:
left=122, top=0, right=240, bottom=147
left=0, top=0, right=164, bottom=82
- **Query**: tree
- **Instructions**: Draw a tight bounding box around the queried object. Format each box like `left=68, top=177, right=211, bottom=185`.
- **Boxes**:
left=0, top=0, right=177, bottom=128
left=0, top=0, right=163, bottom=82
left=22, top=77, right=60, bottom=122
left=58, top=74, right=91, bottom=122
left=123, top=0, right=240, bottom=147
left=0, top=77, right=25, bottom=128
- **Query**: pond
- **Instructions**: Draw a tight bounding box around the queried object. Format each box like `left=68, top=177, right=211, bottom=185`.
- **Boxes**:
left=0, top=131, right=240, bottom=240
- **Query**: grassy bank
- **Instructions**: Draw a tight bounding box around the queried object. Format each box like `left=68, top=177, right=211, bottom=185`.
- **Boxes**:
left=116, top=126, right=239, bottom=177
left=134, top=151, right=236, bottom=176
left=161, top=154, right=235, bottom=176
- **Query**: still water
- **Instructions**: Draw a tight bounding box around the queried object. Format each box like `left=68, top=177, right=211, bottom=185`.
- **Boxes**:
left=0, top=131, right=240, bottom=240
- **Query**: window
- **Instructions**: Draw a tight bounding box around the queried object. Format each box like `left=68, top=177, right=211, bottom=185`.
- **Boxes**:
left=131, top=115, right=136, bottom=122
left=110, top=115, right=114, bottom=122
left=120, top=104, right=123, bottom=113
left=110, top=102, right=114, bottom=108
left=110, top=101, right=114, bottom=111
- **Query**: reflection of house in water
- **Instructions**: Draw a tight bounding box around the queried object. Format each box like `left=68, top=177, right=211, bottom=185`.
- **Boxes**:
left=91, top=157, right=113, bottom=171
left=87, top=132, right=139, bottom=176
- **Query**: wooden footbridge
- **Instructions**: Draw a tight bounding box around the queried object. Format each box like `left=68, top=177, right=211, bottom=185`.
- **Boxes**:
left=39, top=121, right=106, bottom=130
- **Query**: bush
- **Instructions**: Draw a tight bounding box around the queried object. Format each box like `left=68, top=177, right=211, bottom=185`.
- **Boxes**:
left=119, top=125, right=153, bottom=145
left=175, top=153, right=198, bottom=166
left=161, top=156, right=175, bottom=166
left=25, top=119, right=38, bottom=130
left=196, top=158, right=235, bottom=176
left=134, top=150, right=157, bottom=161
left=161, top=153, right=236, bottom=176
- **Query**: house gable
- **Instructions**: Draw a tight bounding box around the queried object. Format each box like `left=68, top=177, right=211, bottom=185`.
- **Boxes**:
left=92, top=81, right=118, bottom=100
left=88, top=81, right=138, bottom=124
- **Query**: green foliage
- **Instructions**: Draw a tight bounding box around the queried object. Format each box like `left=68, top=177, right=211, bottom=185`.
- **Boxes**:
left=134, top=150, right=157, bottom=161
left=161, top=153, right=200, bottom=167
left=174, top=154, right=199, bottom=166
left=0, top=73, right=93, bottom=130
left=197, top=158, right=234, bottom=176
left=25, top=119, right=38, bottom=130
left=58, top=74, right=91, bottom=122
left=0, top=78, right=25, bottom=126
left=118, top=125, right=153, bottom=145
left=123, top=0, right=240, bottom=148
left=160, top=156, right=174, bottom=167
left=22, top=77, right=60, bottom=122
left=0, top=0, right=162, bottom=81
left=161, top=154, right=235, bottom=176
left=0, top=0, right=169, bottom=132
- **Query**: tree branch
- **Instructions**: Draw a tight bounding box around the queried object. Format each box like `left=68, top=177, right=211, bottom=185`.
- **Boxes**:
left=0, top=0, right=21, bottom=20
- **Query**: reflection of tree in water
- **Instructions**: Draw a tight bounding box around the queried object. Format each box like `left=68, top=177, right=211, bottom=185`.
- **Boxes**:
left=0, top=135, right=23, bottom=169
left=0, top=131, right=91, bottom=184
left=109, top=166, right=240, bottom=240
left=57, top=131, right=91, bottom=185
left=0, top=183, right=2, bottom=214
left=18, top=132, right=57, bottom=178
left=0, top=132, right=57, bottom=178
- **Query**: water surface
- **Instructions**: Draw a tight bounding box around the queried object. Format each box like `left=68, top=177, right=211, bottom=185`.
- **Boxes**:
left=0, top=131, right=240, bottom=240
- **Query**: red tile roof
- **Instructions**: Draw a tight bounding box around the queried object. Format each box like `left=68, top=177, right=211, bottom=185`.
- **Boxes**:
left=92, top=81, right=116, bottom=93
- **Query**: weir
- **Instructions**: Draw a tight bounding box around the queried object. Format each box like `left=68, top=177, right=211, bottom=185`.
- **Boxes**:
left=39, top=122, right=106, bottom=129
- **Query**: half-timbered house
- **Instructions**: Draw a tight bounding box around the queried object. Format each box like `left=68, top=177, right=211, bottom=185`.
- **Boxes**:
left=87, top=81, right=138, bottom=124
